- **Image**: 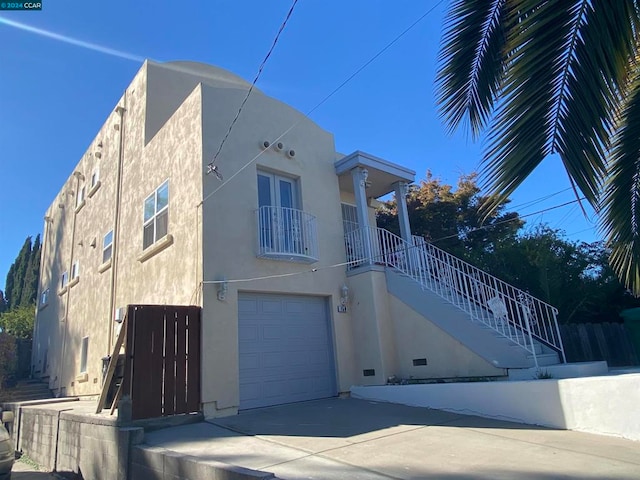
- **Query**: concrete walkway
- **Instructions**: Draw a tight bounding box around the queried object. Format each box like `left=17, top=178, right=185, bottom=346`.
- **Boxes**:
left=143, top=397, right=640, bottom=479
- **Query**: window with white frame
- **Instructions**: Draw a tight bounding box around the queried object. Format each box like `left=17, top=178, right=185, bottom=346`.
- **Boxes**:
left=80, top=336, right=89, bottom=374
left=76, top=185, right=86, bottom=208
left=41, top=288, right=50, bottom=306
left=103, top=230, right=113, bottom=263
left=71, top=260, right=80, bottom=280
left=61, top=271, right=68, bottom=289
left=143, top=181, right=169, bottom=250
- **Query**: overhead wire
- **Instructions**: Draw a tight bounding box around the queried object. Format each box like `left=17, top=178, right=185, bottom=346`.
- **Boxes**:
left=209, top=0, right=300, bottom=168
left=199, top=0, right=447, bottom=207
left=507, top=187, right=573, bottom=212
left=428, top=197, right=587, bottom=244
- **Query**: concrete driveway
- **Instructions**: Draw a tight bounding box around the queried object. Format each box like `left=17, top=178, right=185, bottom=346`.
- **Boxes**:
left=143, top=397, right=640, bottom=479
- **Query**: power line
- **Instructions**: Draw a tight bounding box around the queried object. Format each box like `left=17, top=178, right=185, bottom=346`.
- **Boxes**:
left=508, top=187, right=573, bottom=212
left=429, top=197, right=587, bottom=244
left=208, top=0, right=300, bottom=169
left=300, top=0, right=447, bottom=119
left=566, top=226, right=598, bottom=237
left=200, top=0, right=446, bottom=206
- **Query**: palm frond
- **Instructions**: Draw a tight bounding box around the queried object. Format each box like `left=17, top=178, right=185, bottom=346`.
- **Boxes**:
left=601, top=64, right=640, bottom=296
left=480, top=0, right=581, bottom=212
left=480, top=0, right=638, bottom=213
left=436, top=0, right=507, bottom=138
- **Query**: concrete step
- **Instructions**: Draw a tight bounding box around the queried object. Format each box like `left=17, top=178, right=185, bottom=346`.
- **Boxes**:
left=526, top=352, right=560, bottom=367
left=9, top=384, right=51, bottom=393
left=508, top=361, right=608, bottom=380
left=0, top=380, right=53, bottom=403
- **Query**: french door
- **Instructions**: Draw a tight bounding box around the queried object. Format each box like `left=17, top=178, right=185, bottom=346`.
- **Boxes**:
left=257, top=172, right=300, bottom=253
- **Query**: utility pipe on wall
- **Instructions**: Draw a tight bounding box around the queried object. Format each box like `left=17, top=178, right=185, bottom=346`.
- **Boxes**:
left=107, top=99, right=127, bottom=355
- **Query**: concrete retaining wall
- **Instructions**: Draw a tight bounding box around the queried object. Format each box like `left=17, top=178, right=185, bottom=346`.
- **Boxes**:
left=16, top=404, right=144, bottom=478
left=352, top=372, right=640, bottom=441
left=57, top=412, right=143, bottom=479
left=17, top=406, right=59, bottom=471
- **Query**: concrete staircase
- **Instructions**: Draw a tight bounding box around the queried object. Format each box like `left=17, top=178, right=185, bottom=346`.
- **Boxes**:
left=0, top=378, right=53, bottom=403
left=386, top=268, right=561, bottom=369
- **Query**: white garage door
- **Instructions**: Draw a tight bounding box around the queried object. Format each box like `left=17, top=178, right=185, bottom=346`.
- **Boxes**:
left=238, top=293, right=336, bottom=409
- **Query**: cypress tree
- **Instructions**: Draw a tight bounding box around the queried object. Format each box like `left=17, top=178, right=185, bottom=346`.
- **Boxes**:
left=19, top=234, right=40, bottom=306
left=4, top=264, right=15, bottom=311
left=4, top=236, right=33, bottom=309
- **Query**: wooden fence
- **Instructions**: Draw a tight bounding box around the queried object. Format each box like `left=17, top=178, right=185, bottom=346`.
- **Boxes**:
left=122, top=305, right=201, bottom=420
left=560, top=322, right=639, bottom=367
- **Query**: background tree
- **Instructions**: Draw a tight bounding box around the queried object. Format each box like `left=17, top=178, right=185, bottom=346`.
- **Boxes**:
left=437, top=0, right=640, bottom=295
left=377, top=172, right=522, bottom=264
left=0, top=305, right=35, bottom=339
left=0, top=234, right=41, bottom=345
left=4, top=235, right=40, bottom=310
left=0, top=291, right=6, bottom=314
left=485, top=226, right=640, bottom=323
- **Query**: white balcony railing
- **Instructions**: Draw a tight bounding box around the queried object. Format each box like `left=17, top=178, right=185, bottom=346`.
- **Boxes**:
left=256, top=206, right=318, bottom=263
left=344, top=226, right=566, bottom=365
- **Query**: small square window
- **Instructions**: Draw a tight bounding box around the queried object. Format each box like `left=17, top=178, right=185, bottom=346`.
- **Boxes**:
left=61, top=271, right=68, bottom=289
left=41, top=288, right=50, bottom=306
left=103, top=230, right=113, bottom=263
left=80, top=337, right=89, bottom=374
left=76, top=186, right=86, bottom=208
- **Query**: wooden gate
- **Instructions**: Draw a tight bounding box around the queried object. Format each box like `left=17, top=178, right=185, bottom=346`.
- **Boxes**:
left=122, top=305, right=201, bottom=420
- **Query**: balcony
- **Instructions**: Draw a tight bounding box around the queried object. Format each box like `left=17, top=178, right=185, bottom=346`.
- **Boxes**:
left=256, top=206, right=318, bottom=263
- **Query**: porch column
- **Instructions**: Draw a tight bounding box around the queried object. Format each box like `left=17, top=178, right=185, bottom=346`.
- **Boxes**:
left=351, top=167, right=373, bottom=264
left=394, top=181, right=412, bottom=243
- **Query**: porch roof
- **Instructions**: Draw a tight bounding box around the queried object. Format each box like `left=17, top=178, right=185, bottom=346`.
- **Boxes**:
left=334, top=150, right=415, bottom=198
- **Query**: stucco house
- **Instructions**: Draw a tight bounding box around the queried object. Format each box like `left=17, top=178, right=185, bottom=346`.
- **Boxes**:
left=32, top=60, right=565, bottom=418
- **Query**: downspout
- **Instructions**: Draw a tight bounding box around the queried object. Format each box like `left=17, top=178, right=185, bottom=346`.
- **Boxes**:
left=107, top=98, right=127, bottom=354
left=57, top=172, right=83, bottom=396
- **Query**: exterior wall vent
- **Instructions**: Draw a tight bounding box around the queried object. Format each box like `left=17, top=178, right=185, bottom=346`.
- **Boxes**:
left=363, top=369, right=375, bottom=377
left=413, top=358, right=428, bottom=366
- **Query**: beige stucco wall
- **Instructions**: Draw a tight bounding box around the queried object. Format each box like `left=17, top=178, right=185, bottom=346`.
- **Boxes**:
left=388, top=295, right=505, bottom=379
left=198, top=82, right=364, bottom=417
left=34, top=61, right=203, bottom=396
left=34, top=92, right=125, bottom=395
left=345, top=269, right=399, bottom=385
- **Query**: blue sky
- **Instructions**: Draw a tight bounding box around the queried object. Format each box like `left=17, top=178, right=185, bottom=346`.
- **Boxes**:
left=0, top=0, right=598, bottom=289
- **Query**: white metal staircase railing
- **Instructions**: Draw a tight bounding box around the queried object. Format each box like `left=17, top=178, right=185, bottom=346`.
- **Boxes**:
left=344, top=226, right=566, bottom=365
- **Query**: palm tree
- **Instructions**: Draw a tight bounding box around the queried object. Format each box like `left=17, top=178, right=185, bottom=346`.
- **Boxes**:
left=437, top=0, right=640, bottom=295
